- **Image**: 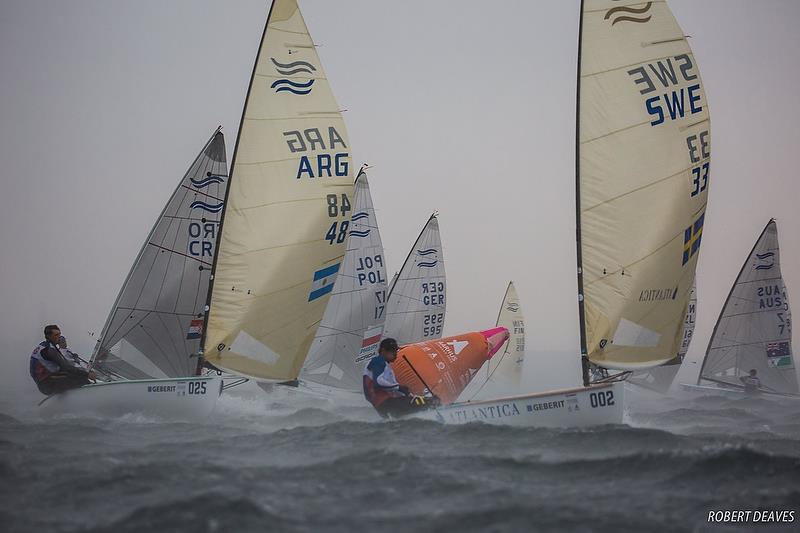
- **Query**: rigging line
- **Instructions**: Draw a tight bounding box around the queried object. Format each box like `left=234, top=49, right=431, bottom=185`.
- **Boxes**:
left=179, top=184, right=224, bottom=203
left=146, top=242, right=212, bottom=266
left=102, top=310, right=154, bottom=358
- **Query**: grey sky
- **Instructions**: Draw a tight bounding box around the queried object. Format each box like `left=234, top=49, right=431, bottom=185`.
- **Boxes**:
left=1, top=1, right=798, bottom=405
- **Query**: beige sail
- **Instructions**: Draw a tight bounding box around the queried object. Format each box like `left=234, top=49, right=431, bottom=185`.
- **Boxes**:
left=487, top=281, right=526, bottom=387
left=578, top=0, right=710, bottom=369
left=204, top=0, right=353, bottom=380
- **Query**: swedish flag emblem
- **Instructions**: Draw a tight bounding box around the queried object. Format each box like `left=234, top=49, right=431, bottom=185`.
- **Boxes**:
left=682, top=212, right=705, bottom=265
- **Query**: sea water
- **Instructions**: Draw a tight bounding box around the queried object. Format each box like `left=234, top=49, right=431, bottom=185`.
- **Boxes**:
left=1, top=386, right=798, bottom=533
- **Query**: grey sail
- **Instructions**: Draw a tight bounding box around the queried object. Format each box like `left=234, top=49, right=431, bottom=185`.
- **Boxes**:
left=383, top=214, right=446, bottom=346
left=91, top=129, right=228, bottom=379
left=629, top=283, right=697, bottom=393
left=300, top=171, right=389, bottom=391
left=698, top=220, right=797, bottom=395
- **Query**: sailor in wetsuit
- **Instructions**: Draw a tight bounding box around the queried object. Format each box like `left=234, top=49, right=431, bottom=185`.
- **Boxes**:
left=739, top=368, right=762, bottom=395
left=30, top=325, right=95, bottom=395
left=363, top=338, right=432, bottom=418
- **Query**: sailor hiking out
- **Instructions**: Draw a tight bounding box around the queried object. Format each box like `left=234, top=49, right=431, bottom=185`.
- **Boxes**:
left=30, top=325, right=95, bottom=395
left=363, top=338, right=433, bottom=418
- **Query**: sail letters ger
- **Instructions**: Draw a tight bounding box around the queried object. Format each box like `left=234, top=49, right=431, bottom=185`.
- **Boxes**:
left=205, top=0, right=353, bottom=380
left=578, top=0, right=710, bottom=369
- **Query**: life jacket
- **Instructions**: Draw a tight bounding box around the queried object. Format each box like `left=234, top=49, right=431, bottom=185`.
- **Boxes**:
left=30, top=341, right=61, bottom=383
left=362, top=356, right=394, bottom=408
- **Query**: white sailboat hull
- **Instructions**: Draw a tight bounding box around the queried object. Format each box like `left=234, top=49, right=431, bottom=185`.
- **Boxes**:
left=420, top=382, right=624, bottom=427
left=38, top=376, right=222, bottom=420
left=680, top=382, right=800, bottom=401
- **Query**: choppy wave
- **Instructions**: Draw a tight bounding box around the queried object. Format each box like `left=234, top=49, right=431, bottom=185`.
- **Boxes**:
left=2, top=388, right=800, bottom=533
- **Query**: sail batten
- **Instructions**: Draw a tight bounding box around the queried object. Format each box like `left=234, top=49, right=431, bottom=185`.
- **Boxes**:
left=203, top=0, right=353, bottom=381
left=577, top=0, right=710, bottom=371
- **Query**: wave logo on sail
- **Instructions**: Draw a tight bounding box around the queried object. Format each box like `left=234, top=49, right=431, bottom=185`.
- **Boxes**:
left=349, top=211, right=371, bottom=237
left=270, top=58, right=317, bottom=95
left=755, top=252, right=775, bottom=270
left=506, top=302, right=520, bottom=313
left=190, top=200, right=224, bottom=213
left=682, top=212, right=704, bottom=265
left=604, top=1, right=653, bottom=26
left=190, top=173, right=225, bottom=189
left=416, top=249, right=438, bottom=268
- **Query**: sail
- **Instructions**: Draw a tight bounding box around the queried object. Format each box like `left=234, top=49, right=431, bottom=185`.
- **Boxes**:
left=383, top=214, right=446, bottom=346
left=699, top=220, right=797, bottom=395
left=629, top=282, right=696, bottom=392
left=577, top=0, right=711, bottom=370
left=91, top=129, right=228, bottom=379
left=300, top=170, right=389, bottom=390
left=459, top=282, right=526, bottom=401
left=203, top=0, right=353, bottom=381
left=392, top=328, right=509, bottom=405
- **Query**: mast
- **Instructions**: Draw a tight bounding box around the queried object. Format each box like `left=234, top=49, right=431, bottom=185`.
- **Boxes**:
left=385, top=212, right=438, bottom=303
left=696, top=219, right=775, bottom=385
left=198, top=3, right=276, bottom=360
left=575, top=0, right=589, bottom=386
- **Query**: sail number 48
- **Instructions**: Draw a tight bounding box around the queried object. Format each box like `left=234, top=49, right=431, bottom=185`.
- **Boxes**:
left=589, top=390, right=614, bottom=408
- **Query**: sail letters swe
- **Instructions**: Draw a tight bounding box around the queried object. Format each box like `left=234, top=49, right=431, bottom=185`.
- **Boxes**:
left=627, top=54, right=703, bottom=127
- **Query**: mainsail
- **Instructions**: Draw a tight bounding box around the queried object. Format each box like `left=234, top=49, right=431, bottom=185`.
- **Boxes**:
left=203, top=0, right=353, bottom=381
left=300, top=170, right=389, bottom=391
left=628, top=282, right=696, bottom=392
left=464, top=281, right=526, bottom=400
left=91, top=129, right=228, bottom=379
left=698, top=220, right=797, bottom=395
left=383, top=214, right=446, bottom=346
left=577, top=0, right=711, bottom=373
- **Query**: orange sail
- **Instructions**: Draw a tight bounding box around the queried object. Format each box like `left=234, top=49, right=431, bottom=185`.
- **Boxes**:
left=392, top=327, right=509, bottom=404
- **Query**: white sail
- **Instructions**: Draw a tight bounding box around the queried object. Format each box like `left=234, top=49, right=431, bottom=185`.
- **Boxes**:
left=204, top=0, right=353, bottom=381
left=461, top=281, right=526, bottom=401
left=577, top=0, right=711, bottom=370
left=91, top=129, right=228, bottom=379
left=629, top=282, right=696, bottom=392
left=698, top=220, right=797, bottom=395
left=300, top=170, right=389, bottom=391
left=383, top=214, right=446, bottom=346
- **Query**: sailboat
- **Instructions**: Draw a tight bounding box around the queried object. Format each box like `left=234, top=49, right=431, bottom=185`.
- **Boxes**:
left=40, top=129, right=229, bottom=419
left=421, top=0, right=710, bottom=426
left=383, top=214, right=446, bottom=345
left=201, top=0, right=355, bottom=385
left=682, top=220, right=799, bottom=398
left=628, top=283, right=696, bottom=393
left=459, top=281, right=526, bottom=402
left=297, top=169, right=389, bottom=397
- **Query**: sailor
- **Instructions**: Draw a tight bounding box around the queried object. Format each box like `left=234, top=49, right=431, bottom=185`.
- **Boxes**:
left=739, top=368, right=761, bottom=394
left=30, top=325, right=95, bottom=395
left=362, top=338, right=431, bottom=418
